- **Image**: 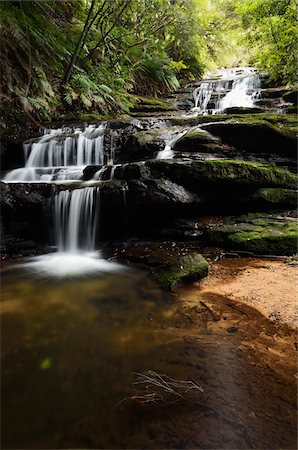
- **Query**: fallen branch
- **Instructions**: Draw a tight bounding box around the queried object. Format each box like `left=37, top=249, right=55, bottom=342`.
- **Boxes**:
left=115, top=370, right=204, bottom=407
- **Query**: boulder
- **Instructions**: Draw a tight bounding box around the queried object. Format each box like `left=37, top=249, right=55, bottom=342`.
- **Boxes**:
left=173, top=129, right=223, bottom=153
left=130, top=96, right=177, bottom=113
left=200, top=121, right=296, bottom=157
left=282, top=90, right=298, bottom=105
left=222, top=107, right=265, bottom=115
left=205, top=215, right=298, bottom=256
left=1, top=182, right=53, bottom=252
left=260, top=87, right=291, bottom=99
left=121, top=127, right=186, bottom=162
left=144, top=159, right=297, bottom=190
left=155, top=252, right=209, bottom=289
left=253, top=188, right=297, bottom=207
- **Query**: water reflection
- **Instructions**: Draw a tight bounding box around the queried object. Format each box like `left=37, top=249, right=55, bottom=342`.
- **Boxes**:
left=1, top=261, right=297, bottom=449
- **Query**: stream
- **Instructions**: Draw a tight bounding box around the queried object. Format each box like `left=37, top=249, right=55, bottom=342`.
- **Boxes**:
left=1, top=259, right=297, bottom=449
left=1, top=66, right=297, bottom=449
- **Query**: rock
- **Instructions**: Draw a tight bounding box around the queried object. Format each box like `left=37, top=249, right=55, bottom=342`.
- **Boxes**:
left=282, top=90, right=298, bottom=105
left=145, top=159, right=297, bottom=190
left=121, top=127, right=186, bottom=162
left=155, top=252, right=209, bottom=289
left=205, top=215, right=298, bottom=256
left=284, top=106, right=298, bottom=115
left=200, top=121, right=296, bottom=157
left=260, top=87, right=291, bottom=99
left=253, top=188, right=297, bottom=207
left=173, top=129, right=223, bottom=153
left=1, top=182, right=53, bottom=252
left=130, top=96, right=177, bottom=113
left=222, top=107, right=265, bottom=114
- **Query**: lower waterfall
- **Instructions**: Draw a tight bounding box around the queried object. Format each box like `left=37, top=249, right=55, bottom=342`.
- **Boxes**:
left=22, top=186, right=122, bottom=277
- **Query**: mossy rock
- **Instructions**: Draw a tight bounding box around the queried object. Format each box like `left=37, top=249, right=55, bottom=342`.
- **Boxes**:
left=284, top=106, right=298, bottom=115
left=222, top=107, right=265, bottom=115
left=191, top=160, right=297, bottom=188
left=155, top=253, right=209, bottom=289
left=205, top=218, right=298, bottom=256
left=201, top=120, right=297, bottom=156
left=253, top=188, right=297, bottom=206
left=173, top=129, right=222, bottom=153
left=282, top=90, right=298, bottom=105
left=130, top=96, right=177, bottom=112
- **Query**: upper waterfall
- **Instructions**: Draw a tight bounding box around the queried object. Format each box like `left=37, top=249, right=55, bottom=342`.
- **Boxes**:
left=3, top=124, right=107, bottom=183
left=192, top=67, right=261, bottom=114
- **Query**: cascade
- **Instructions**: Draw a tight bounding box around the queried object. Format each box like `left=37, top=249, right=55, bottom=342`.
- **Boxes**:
left=54, top=187, right=99, bottom=253
left=193, top=67, right=261, bottom=114
left=156, top=129, right=188, bottom=159
left=4, top=124, right=106, bottom=182
left=24, top=185, right=122, bottom=276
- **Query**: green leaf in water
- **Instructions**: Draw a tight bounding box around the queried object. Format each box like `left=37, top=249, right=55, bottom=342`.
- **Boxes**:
left=39, top=357, right=53, bottom=370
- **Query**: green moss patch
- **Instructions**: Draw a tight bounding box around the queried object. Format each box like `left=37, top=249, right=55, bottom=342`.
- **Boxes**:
left=155, top=252, right=209, bottom=289
left=192, top=160, right=297, bottom=188
left=130, top=96, right=177, bottom=112
left=205, top=217, right=298, bottom=256
left=253, top=188, right=297, bottom=206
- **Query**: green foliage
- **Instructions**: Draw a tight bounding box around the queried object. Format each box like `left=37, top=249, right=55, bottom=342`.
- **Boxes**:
left=235, top=0, right=297, bottom=84
left=3, top=0, right=295, bottom=125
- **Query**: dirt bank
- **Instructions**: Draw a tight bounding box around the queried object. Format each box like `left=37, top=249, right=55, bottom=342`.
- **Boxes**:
left=192, top=258, right=297, bottom=327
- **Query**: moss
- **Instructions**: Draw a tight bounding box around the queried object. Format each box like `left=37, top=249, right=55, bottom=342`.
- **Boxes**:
left=284, top=106, right=298, bottom=115
left=182, top=130, right=207, bottom=140
left=130, top=95, right=177, bottom=112
left=253, top=188, right=297, bottom=205
left=193, top=160, right=297, bottom=188
left=206, top=219, right=298, bottom=255
left=155, top=252, right=209, bottom=289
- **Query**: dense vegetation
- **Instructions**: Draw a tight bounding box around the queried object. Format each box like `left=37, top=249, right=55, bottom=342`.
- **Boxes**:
left=236, top=0, right=297, bottom=85
left=0, top=0, right=296, bottom=127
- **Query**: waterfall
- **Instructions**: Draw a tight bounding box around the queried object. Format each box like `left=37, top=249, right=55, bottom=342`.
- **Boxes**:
left=54, top=187, right=99, bottom=253
left=23, top=185, right=122, bottom=276
left=219, top=73, right=261, bottom=110
left=3, top=124, right=106, bottom=182
left=156, top=129, right=188, bottom=160
left=192, top=67, right=261, bottom=114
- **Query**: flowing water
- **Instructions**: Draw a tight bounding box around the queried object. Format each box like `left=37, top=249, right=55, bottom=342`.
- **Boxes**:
left=4, top=124, right=106, bottom=183
left=1, top=260, right=296, bottom=449
left=193, top=67, right=261, bottom=114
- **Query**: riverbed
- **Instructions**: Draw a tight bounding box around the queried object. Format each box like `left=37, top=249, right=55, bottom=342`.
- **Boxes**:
left=1, top=256, right=297, bottom=449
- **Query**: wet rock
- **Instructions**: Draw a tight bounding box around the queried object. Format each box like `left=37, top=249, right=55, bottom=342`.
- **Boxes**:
left=253, top=188, right=297, bottom=207
left=222, top=107, right=265, bottom=115
left=205, top=215, right=298, bottom=256
left=82, top=165, right=103, bottom=180
left=283, top=106, right=298, bottom=115
left=130, top=96, right=177, bottom=113
left=200, top=121, right=296, bottom=157
left=282, top=90, right=298, bottom=105
left=155, top=252, right=209, bottom=289
left=173, top=129, right=223, bottom=153
left=0, top=137, right=25, bottom=171
left=1, top=182, right=53, bottom=251
left=145, top=160, right=297, bottom=190
left=121, top=127, right=185, bottom=162
left=122, top=130, right=163, bottom=161
left=260, top=87, right=291, bottom=99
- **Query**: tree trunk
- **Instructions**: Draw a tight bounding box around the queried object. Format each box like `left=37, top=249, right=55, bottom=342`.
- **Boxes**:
left=63, top=0, right=96, bottom=85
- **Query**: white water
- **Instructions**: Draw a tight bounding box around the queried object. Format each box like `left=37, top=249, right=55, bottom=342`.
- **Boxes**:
left=156, top=129, right=188, bottom=159
left=23, top=186, right=123, bottom=277
left=193, top=67, right=261, bottom=114
left=3, top=124, right=106, bottom=182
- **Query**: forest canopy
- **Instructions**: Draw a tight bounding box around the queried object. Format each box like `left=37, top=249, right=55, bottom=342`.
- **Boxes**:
left=0, top=0, right=296, bottom=125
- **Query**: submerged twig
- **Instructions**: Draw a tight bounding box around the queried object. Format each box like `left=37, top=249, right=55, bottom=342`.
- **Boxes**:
left=116, top=370, right=204, bottom=408
left=115, top=370, right=256, bottom=448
